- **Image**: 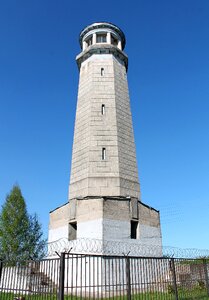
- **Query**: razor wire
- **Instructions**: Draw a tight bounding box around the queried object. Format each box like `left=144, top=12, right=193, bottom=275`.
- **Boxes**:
left=47, top=237, right=209, bottom=259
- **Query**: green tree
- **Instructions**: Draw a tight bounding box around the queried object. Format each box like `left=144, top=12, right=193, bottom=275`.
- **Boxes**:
left=26, top=214, right=46, bottom=260
left=0, top=185, right=46, bottom=264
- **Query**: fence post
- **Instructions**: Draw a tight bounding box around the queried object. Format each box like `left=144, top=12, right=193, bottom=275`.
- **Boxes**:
left=59, top=253, right=65, bottom=300
left=170, top=258, right=179, bottom=300
left=126, top=256, right=131, bottom=300
left=203, top=259, right=209, bottom=296
left=0, top=260, right=3, bottom=283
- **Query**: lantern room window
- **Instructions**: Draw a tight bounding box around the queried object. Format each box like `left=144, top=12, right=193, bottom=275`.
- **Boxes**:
left=86, top=36, right=92, bottom=47
left=96, top=34, right=107, bottom=43
left=111, top=35, right=118, bottom=46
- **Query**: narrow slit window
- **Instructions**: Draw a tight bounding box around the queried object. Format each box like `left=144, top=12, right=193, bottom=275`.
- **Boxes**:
left=102, top=148, right=106, bottom=160
left=101, top=68, right=104, bottom=76
left=131, top=220, right=138, bottom=239
left=101, top=104, right=105, bottom=115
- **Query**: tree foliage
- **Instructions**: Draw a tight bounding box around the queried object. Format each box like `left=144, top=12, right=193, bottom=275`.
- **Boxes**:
left=0, top=185, right=46, bottom=264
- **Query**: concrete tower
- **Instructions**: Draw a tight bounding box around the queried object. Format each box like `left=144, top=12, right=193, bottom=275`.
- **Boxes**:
left=49, top=23, right=162, bottom=255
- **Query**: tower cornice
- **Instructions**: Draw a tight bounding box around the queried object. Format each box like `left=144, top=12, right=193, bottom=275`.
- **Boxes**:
left=76, top=44, right=128, bottom=71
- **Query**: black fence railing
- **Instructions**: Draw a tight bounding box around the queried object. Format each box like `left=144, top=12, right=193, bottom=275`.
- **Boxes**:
left=0, top=253, right=209, bottom=299
left=0, top=257, right=60, bottom=299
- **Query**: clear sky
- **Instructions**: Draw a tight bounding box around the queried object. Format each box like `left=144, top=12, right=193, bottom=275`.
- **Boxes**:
left=0, top=0, right=209, bottom=250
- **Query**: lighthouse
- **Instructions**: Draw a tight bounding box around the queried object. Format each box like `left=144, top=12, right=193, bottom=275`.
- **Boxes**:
left=48, top=22, right=162, bottom=256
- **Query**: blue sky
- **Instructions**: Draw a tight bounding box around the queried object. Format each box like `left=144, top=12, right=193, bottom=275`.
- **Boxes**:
left=0, top=0, right=209, bottom=250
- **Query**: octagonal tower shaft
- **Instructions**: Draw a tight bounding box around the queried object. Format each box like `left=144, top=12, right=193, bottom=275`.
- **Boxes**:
left=69, top=23, right=140, bottom=200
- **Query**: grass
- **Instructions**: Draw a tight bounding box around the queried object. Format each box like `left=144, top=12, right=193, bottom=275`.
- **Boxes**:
left=0, top=291, right=209, bottom=300
left=0, top=290, right=209, bottom=300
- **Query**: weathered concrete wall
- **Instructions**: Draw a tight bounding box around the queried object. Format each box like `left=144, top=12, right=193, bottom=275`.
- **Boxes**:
left=138, top=202, right=161, bottom=227
left=49, top=198, right=162, bottom=255
left=138, top=202, right=162, bottom=248
left=48, top=203, right=69, bottom=243
left=78, top=219, right=103, bottom=239
left=49, top=202, right=70, bottom=228
left=77, top=198, right=103, bottom=222
left=76, top=198, right=104, bottom=239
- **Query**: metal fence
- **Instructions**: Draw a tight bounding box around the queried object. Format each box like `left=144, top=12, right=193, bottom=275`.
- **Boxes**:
left=0, top=257, right=60, bottom=299
left=0, top=253, right=209, bottom=299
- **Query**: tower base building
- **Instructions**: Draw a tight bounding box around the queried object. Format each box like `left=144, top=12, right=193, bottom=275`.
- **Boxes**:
left=48, top=22, right=162, bottom=257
